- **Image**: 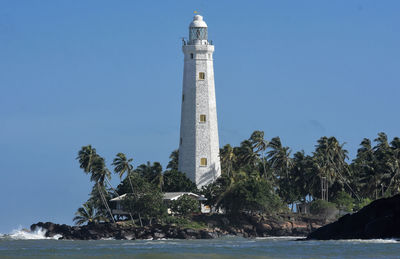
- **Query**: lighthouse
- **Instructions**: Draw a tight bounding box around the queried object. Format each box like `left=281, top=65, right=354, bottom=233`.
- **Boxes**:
left=178, top=15, right=221, bottom=188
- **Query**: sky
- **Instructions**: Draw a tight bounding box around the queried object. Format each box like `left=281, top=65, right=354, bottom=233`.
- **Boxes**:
left=0, top=0, right=399, bottom=233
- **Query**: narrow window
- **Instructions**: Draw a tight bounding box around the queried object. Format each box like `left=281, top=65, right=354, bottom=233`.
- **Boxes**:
left=200, top=158, right=207, bottom=166
left=199, top=72, right=205, bottom=80
left=190, top=53, right=194, bottom=59
left=200, top=114, right=206, bottom=123
left=180, top=138, right=183, bottom=145
left=182, top=94, right=184, bottom=102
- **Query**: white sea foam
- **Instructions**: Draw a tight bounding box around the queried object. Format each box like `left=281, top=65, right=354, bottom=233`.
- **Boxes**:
left=1, top=226, right=62, bottom=240
left=256, top=236, right=305, bottom=240
left=338, top=239, right=399, bottom=244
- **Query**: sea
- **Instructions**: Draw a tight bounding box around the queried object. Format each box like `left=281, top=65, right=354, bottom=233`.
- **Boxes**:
left=1, top=228, right=399, bottom=258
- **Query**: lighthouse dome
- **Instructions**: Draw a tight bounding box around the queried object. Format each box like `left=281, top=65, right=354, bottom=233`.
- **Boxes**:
left=190, top=15, right=208, bottom=28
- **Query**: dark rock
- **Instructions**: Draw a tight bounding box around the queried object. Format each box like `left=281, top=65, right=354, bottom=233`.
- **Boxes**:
left=153, top=232, right=166, bottom=239
left=307, top=194, right=400, bottom=240
left=177, top=230, right=188, bottom=239
left=29, top=211, right=329, bottom=240
left=185, top=228, right=200, bottom=238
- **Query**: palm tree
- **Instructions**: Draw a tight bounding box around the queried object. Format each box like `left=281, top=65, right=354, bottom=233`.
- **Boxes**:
left=220, top=144, right=237, bottom=177
left=77, top=145, right=97, bottom=174
left=236, top=140, right=259, bottom=168
left=267, top=137, right=293, bottom=178
left=112, top=153, right=135, bottom=193
left=292, top=151, right=314, bottom=202
left=249, top=131, right=269, bottom=177
left=136, top=161, right=163, bottom=183
left=373, top=132, right=393, bottom=197
left=73, top=202, right=106, bottom=225
left=77, top=146, right=115, bottom=223
left=352, top=138, right=380, bottom=199
left=167, top=150, right=179, bottom=171
left=152, top=171, right=164, bottom=192
left=266, top=137, right=294, bottom=204
left=112, top=153, right=136, bottom=224
left=384, top=137, right=400, bottom=195
left=312, top=137, right=351, bottom=201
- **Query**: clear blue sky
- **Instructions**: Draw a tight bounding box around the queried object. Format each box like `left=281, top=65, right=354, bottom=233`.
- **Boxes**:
left=0, top=0, right=399, bottom=233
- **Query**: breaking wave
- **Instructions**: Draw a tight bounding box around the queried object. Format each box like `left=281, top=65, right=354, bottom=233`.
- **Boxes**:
left=0, top=226, right=62, bottom=240
left=338, top=239, right=400, bottom=244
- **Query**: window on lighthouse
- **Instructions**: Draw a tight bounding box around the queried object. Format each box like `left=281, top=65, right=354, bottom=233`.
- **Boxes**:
left=200, top=114, right=206, bottom=123
left=199, top=72, right=205, bottom=80
left=200, top=158, right=207, bottom=166
left=190, top=53, right=194, bottom=59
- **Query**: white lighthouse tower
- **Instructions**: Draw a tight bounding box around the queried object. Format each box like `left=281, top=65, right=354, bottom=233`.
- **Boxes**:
left=178, top=15, right=221, bottom=188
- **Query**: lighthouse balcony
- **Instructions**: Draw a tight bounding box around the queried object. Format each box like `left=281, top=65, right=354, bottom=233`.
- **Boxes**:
left=182, top=39, right=213, bottom=46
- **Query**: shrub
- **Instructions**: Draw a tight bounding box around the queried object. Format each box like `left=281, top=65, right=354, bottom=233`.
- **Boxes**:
left=333, top=191, right=355, bottom=212
left=354, top=198, right=372, bottom=211
left=310, top=199, right=338, bottom=218
left=170, top=195, right=200, bottom=217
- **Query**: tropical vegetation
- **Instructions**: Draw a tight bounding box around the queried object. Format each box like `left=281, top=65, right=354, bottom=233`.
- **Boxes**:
left=74, top=131, right=400, bottom=226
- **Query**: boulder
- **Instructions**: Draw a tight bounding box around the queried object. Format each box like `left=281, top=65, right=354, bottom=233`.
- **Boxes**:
left=307, top=194, right=400, bottom=240
left=153, top=232, right=166, bottom=239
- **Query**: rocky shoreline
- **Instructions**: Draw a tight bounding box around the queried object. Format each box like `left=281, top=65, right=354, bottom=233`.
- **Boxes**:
left=31, top=214, right=328, bottom=240
left=307, top=194, right=400, bottom=240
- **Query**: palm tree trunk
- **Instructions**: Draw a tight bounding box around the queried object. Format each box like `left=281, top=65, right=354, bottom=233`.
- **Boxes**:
left=138, top=213, right=143, bottom=227
left=97, top=182, right=115, bottom=223
left=105, top=177, right=136, bottom=224
left=127, top=177, right=136, bottom=225
left=127, top=174, right=143, bottom=227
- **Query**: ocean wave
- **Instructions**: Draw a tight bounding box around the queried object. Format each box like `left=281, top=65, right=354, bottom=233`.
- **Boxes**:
left=337, top=239, right=399, bottom=244
left=256, top=236, right=305, bottom=240
left=0, top=226, right=62, bottom=240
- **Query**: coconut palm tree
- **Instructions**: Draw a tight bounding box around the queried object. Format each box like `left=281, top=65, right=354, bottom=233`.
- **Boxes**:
left=167, top=150, right=179, bottom=171
left=384, top=137, right=400, bottom=196
left=249, top=131, right=269, bottom=177
left=352, top=138, right=381, bottom=199
left=136, top=161, right=163, bottom=183
left=152, top=171, right=164, bottom=192
left=236, top=140, right=259, bottom=168
left=111, top=152, right=136, bottom=224
left=220, top=144, right=237, bottom=177
left=77, top=146, right=115, bottom=223
left=312, top=137, right=350, bottom=201
left=77, top=145, right=97, bottom=174
left=112, top=153, right=135, bottom=193
left=267, top=137, right=293, bottom=178
left=372, top=133, right=393, bottom=198
left=73, top=202, right=106, bottom=225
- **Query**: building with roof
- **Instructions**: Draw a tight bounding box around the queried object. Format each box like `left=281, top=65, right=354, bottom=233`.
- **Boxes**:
left=110, top=192, right=210, bottom=216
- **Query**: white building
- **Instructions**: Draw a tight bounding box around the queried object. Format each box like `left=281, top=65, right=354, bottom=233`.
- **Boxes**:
left=110, top=192, right=210, bottom=215
left=178, top=15, right=221, bottom=188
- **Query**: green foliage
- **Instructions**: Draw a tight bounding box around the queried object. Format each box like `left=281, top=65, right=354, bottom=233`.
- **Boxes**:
left=170, top=195, right=200, bottom=217
left=112, top=153, right=134, bottom=179
left=354, top=198, right=372, bottom=211
left=203, top=174, right=284, bottom=215
left=87, top=183, right=112, bottom=217
left=73, top=202, right=107, bottom=225
left=76, top=145, right=115, bottom=223
left=135, top=161, right=163, bottom=183
left=163, top=170, right=198, bottom=193
left=310, top=199, right=338, bottom=216
left=75, top=130, right=400, bottom=224
left=167, top=150, right=179, bottom=171
left=121, top=176, right=167, bottom=225
left=333, top=191, right=354, bottom=212
left=164, top=216, right=207, bottom=229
